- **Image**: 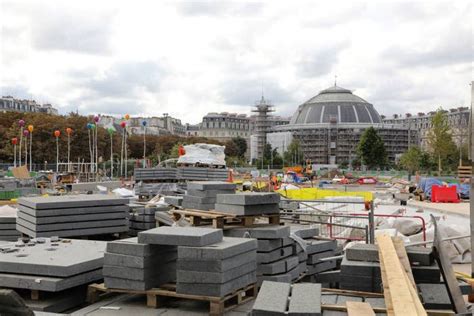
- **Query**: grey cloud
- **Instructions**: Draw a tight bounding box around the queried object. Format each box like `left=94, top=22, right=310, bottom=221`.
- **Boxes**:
left=75, top=99, right=144, bottom=116
left=176, top=1, right=263, bottom=17
left=297, top=42, right=350, bottom=78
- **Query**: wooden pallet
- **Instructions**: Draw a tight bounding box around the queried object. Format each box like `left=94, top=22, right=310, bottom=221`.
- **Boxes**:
left=170, top=209, right=280, bottom=228
left=87, top=282, right=257, bottom=316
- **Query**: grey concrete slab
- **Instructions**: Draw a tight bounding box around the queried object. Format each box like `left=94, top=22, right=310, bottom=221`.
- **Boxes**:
left=164, top=196, right=183, bottom=206
left=183, top=195, right=216, bottom=204
left=215, top=193, right=280, bottom=205
left=129, top=222, right=155, bottom=230
left=18, top=211, right=127, bottom=224
left=181, top=201, right=215, bottom=211
left=176, top=271, right=256, bottom=297
left=18, top=195, right=128, bottom=210
left=257, top=245, right=293, bottom=264
left=0, top=229, right=20, bottom=236
left=305, top=239, right=337, bottom=254
left=346, top=243, right=433, bottom=266
left=17, top=217, right=127, bottom=232
left=225, top=225, right=290, bottom=239
left=103, top=262, right=176, bottom=281
left=0, top=223, right=17, bottom=229
left=23, top=286, right=86, bottom=313
left=292, top=227, right=319, bottom=239
left=18, top=205, right=129, bottom=218
left=16, top=224, right=129, bottom=238
left=104, top=271, right=175, bottom=291
left=177, top=250, right=256, bottom=272
left=104, top=251, right=177, bottom=269
left=252, top=281, right=290, bottom=315
left=418, top=283, right=452, bottom=309
left=298, top=251, right=308, bottom=262
left=106, top=237, right=176, bottom=256
left=0, top=269, right=102, bottom=292
left=335, top=295, right=363, bottom=305
left=307, top=260, right=337, bottom=275
left=258, top=256, right=299, bottom=276
left=257, top=238, right=283, bottom=252
left=321, top=294, right=337, bottom=305
left=129, top=214, right=156, bottom=222
left=257, top=273, right=292, bottom=286
left=311, top=270, right=341, bottom=283
left=138, top=226, right=223, bottom=246
left=0, top=239, right=105, bottom=277
left=288, top=283, right=321, bottom=316
left=178, top=237, right=256, bottom=260
left=186, top=181, right=236, bottom=191
left=308, top=250, right=335, bottom=264
left=187, top=189, right=235, bottom=198
left=214, top=203, right=279, bottom=215
left=177, top=261, right=256, bottom=283
left=365, top=298, right=386, bottom=308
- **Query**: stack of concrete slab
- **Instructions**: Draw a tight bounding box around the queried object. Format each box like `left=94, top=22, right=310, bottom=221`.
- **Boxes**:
left=340, top=243, right=438, bottom=293
left=134, top=168, right=177, bottom=181
left=177, top=237, right=257, bottom=296
left=103, top=237, right=177, bottom=291
left=0, top=205, right=20, bottom=241
left=164, top=195, right=183, bottom=207
left=128, top=204, right=169, bottom=236
left=252, top=281, right=322, bottom=315
left=177, top=167, right=228, bottom=181
left=225, top=225, right=305, bottom=285
left=135, top=182, right=178, bottom=197
left=0, top=238, right=105, bottom=292
left=16, top=195, right=129, bottom=238
left=214, top=192, right=280, bottom=215
left=182, top=181, right=236, bottom=211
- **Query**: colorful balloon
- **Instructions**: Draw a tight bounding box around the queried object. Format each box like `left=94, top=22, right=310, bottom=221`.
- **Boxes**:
left=18, top=119, right=25, bottom=127
left=23, top=130, right=29, bottom=137
left=120, top=121, right=127, bottom=128
left=54, top=130, right=61, bottom=138
left=141, top=120, right=147, bottom=127
left=107, top=127, right=115, bottom=134
left=94, top=115, right=100, bottom=123
left=90, top=123, right=96, bottom=129
left=86, top=123, right=93, bottom=129
left=66, top=127, right=73, bottom=135
left=124, top=114, right=130, bottom=120
left=11, top=138, right=18, bottom=145
left=27, top=125, right=34, bottom=133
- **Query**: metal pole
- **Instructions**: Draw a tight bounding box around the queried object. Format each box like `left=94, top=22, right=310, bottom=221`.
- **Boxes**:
left=143, top=126, right=146, bottom=168
left=124, top=127, right=128, bottom=179
left=29, top=132, right=32, bottom=172
left=24, top=135, right=28, bottom=169
left=13, top=144, right=16, bottom=167
left=369, top=200, right=375, bottom=244
left=110, top=135, right=113, bottom=178
left=56, top=137, right=59, bottom=173
left=19, top=132, right=22, bottom=166
left=67, top=134, right=70, bottom=172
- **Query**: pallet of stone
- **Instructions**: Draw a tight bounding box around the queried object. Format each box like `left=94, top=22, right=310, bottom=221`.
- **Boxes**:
left=214, top=192, right=281, bottom=216
left=103, top=237, right=177, bottom=291
left=16, top=285, right=88, bottom=313
left=134, top=168, right=177, bottom=181
left=0, top=205, right=21, bottom=241
left=176, top=237, right=257, bottom=297
left=177, top=167, right=228, bottom=181
left=87, top=282, right=256, bottom=315
left=164, top=195, right=183, bottom=207
left=127, top=204, right=168, bottom=236
left=0, top=238, right=105, bottom=293
left=16, top=195, right=129, bottom=238
left=138, top=226, right=224, bottom=247
left=135, top=182, right=178, bottom=198
left=182, top=181, right=236, bottom=211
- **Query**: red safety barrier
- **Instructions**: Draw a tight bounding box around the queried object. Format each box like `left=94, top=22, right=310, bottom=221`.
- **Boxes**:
left=431, top=185, right=460, bottom=203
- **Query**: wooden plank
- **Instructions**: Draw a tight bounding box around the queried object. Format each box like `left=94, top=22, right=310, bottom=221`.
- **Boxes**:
left=346, top=301, right=375, bottom=316
left=377, top=234, right=426, bottom=316
left=378, top=242, right=395, bottom=316
left=321, top=288, right=384, bottom=297
left=322, top=305, right=453, bottom=316
left=392, top=237, right=416, bottom=288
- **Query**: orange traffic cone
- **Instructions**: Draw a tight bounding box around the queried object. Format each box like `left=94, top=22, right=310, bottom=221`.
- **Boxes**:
left=227, top=170, right=233, bottom=183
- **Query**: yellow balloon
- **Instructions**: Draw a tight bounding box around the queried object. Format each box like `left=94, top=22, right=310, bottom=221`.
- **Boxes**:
left=124, top=114, right=130, bottom=120
left=27, top=125, right=34, bottom=133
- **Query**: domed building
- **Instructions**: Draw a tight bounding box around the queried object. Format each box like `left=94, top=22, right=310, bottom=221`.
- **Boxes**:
left=265, top=85, right=418, bottom=166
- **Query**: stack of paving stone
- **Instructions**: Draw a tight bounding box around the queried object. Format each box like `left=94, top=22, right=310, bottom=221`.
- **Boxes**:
left=340, top=242, right=437, bottom=293
left=177, top=237, right=257, bottom=296
left=164, top=195, right=183, bottom=207
left=252, top=281, right=322, bottom=315
left=0, top=238, right=105, bottom=292
left=16, top=195, right=129, bottom=238
left=103, top=237, right=177, bottom=291
left=225, top=225, right=306, bottom=285
left=134, top=168, right=177, bottom=181
left=177, top=167, right=228, bottom=181
left=127, top=203, right=169, bottom=236
left=0, top=206, right=20, bottom=241
left=182, top=181, right=236, bottom=211
left=214, top=192, right=280, bottom=215
left=134, top=168, right=178, bottom=197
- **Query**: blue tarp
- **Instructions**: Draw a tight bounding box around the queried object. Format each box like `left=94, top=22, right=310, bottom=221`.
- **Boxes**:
left=419, top=177, right=470, bottom=199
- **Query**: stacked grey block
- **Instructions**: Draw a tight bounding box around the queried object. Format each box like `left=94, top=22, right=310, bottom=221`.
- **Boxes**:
left=177, top=167, right=228, bottom=181
left=341, top=243, right=438, bottom=293
left=103, top=237, right=177, bottom=291
left=177, top=237, right=257, bottom=297
left=225, top=225, right=306, bottom=285
left=252, top=281, right=321, bottom=315
left=128, top=204, right=169, bottom=236
left=0, top=207, right=20, bottom=241
left=164, top=195, right=183, bottom=207
left=16, top=195, right=129, bottom=238
left=0, top=238, right=105, bottom=292
left=134, top=168, right=178, bottom=196
left=215, top=192, right=280, bottom=215
left=183, top=181, right=236, bottom=211
left=134, top=168, right=177, bottom=181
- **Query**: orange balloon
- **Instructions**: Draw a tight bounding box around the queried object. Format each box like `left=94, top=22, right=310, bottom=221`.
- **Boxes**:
left=27, top=125, right=34, bottom=133
left=124, top=114, right=130, bottom=120
left=66, top=127, right=73, bottom=135
left=54, top=130, right=61, bottom=138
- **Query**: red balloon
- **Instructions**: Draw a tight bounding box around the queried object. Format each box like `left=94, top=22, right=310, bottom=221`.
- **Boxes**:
left=11, top=138, right=18, bottom=145
left=54, top=130, right=61, bottom=138
left=120, top=121, right=127, bottom=128
left=66, top=127, right=73, bottom=135
left=23, top=130, right=29, bottom=137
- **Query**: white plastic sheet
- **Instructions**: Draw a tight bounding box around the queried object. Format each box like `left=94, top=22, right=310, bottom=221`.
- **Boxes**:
left=177, top=143, right=226, bottom=166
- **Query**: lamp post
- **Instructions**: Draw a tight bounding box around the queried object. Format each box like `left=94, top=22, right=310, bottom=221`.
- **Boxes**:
left=142, top=120, right=147, bottom=168
left=12, top=138, right=18, bottom=167
left=18, top=119, right=25, bottom=166
left=28, top=125, right=34, bottom=172
left=23, top=129, right=29, bottom=169
left=54, top=130, right=61, bottom=173
left=66, top=128, right=73, bottom=172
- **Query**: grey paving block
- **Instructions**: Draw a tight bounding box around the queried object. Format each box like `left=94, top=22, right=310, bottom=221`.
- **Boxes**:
left=106, top=237, right=176, bottom=257
left=178, top=261, right=256, bottom=283
left=129, top=221, right=155, bottom=230
left=183, top=195, right=216, bottom=204
left=177, top=250, right=256, bottom=272
left=412, top=264, right=441, bottom=283
left=104, top=271, right=175, bottom=291
left=321, top=294, right=337, bottom=305
left=252, top=281, right=290, bottom=315
left=0, top=269, right=102, bottom=292
left=103, top=261, right=176, bottom=281
left=305, top=239, right=337, bottom=254
left=298, top=251, right=308, bottom=262
left=176, top=271, right=256, bottom=297
left=181, top=201, right=216, bottom=210
left=257, top=239, right=284, bottom=252
left=178, top=237, right=256, bottom=260
left=138, top=226, right=223, bottom=246
left=18, top=211, right=127, bottom=224
left=17, top=217, right=127, bottom=232
left=0, top=217, right=16, bottom=224
left=418, top=283, right=451, bottom=309
left=23, top=286, right=86, bottom=313
left=186, top=181, right=236, bottom=191
left=257, top=245, right=293, bottom=264
left=307, top=260, right=337, bottom=275
left=292, top=227, right=320, bottom=239
left=308, top=250, right=335, bottom=264
left=104, top=251, right=177, bottom=269
left=335, top=295, right=363, bottom=305
left=0, top=230, right=19, bottom=236
left=346, top=243, right=433, bottom=266
left=365, top=297, right=386, bottom=308
left=164, top=196, right=183, bottom=206
left=311, top=270, right=341, bottom=283
left=288, top=283, right=321, bottom=315
left=130, top=214, right=156, bottom=222
left=0, top=239, right=105, bottom=277
left=225, top=225, right=290, bottom=239
left=16, top=223, right=129, bottom=238
left=215, top=193, right=280, bottom=205
left=0, top=223, right=16, bottom=229
left=286, top=256, right=300, bottom=272
left=18, top=195, right=128, bottom=210
left=258, top=256, right=299, bottom=276
left=18, top=205, right=129, bottom=217
left=214, top=203, right=279, bottom=215
left=186, top=189, right=235, bottom=198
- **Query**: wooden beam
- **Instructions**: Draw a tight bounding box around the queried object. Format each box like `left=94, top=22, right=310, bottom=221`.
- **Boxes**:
left=379, top=242, right=394, bottom=316
left=346, top=301, right=375, bottom=316
left=393, top=237, right=416, bottom=288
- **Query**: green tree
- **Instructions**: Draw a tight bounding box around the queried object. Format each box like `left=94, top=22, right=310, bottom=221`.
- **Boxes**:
left=224, top=139, right=239, bottom=157
left=231, top=137, right=247, bottom=158
left=357, top=127, right=387, bottom=169
left=399, top=146, right=422, bottom=176
left=427, top=109, right=457, bottom=174
left=283, top=139, right=303, bottom=166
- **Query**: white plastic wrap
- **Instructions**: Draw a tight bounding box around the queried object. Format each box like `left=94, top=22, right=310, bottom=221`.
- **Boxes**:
left=177, top=143, right=226, bottom=166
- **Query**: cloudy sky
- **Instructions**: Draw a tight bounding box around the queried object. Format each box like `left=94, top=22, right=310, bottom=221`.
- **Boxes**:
left=0, top=0, right=472, bottom=124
